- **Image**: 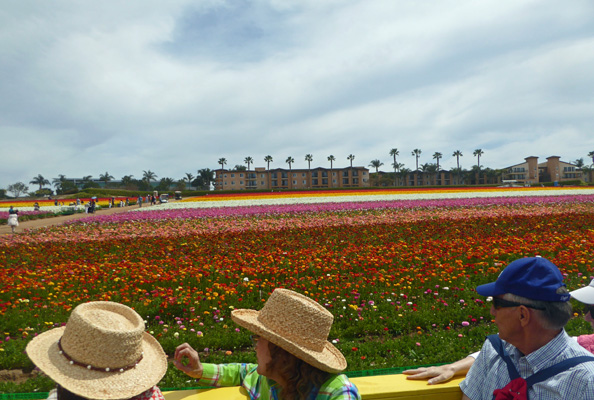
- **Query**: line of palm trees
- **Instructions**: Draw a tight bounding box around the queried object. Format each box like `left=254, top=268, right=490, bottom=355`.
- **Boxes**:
left=217, top=149, right=488, bottom=187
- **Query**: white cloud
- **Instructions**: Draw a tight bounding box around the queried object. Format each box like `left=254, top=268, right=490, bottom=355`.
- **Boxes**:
left=1, top=0, right=594, bottom=189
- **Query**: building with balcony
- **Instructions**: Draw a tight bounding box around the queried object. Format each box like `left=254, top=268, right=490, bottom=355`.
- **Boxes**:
left=214, top=166, right=370, bottom=190
left=502, top=156, right=582, bottom=185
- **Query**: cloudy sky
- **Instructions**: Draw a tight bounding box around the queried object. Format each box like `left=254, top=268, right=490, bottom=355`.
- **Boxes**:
left=2, top=0, right=594, bottom=191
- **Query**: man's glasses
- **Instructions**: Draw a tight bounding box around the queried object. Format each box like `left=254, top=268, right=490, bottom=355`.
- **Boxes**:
left=492, top=297, right=546, bottom=311
left=251, top=335, right=260, bottom=347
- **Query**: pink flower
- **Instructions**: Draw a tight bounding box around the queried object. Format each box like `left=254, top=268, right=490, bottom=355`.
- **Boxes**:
left=462, top=321, right=470, bottom=327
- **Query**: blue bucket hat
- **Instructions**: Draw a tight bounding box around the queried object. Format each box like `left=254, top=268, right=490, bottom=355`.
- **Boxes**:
left=476, top=257, right=569, bottom=302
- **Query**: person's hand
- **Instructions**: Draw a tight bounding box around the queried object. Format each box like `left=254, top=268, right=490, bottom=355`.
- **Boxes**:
left=173, top=343, right=204, bottom=379
left=402, top=365, right=458, bottom=384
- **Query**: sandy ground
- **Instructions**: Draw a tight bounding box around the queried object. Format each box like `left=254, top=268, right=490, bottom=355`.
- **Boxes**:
left=0, top=203, right=151, bottom=235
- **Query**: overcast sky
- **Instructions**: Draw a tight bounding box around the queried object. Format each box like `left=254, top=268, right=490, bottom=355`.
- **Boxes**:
left=2, top=0, right=594, bottom=190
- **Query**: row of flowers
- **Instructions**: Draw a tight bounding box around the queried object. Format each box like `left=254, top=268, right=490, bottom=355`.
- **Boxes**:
left=1, top=188, right=593, bottom=385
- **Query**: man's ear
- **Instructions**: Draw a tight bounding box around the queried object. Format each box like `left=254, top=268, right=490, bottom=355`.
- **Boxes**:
left=518, top=305, right=531, bottom=327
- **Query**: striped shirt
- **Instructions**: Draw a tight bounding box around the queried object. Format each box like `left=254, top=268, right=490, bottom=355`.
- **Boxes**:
left=197, top=363, right=361, bottom=400
left=460, top=330, right=594, bottom=400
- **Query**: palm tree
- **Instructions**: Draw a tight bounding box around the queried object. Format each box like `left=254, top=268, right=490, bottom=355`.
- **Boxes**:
left=389, top=148, right=399, bottom=186
left=473, top=149, right=484, bottom=184
left=197, top=168, right=215, bottom=190
left=398, top=167, right=411, bottom=186
left=52, top=174, right=66, bottom=189
left=327, top=155, right=336, bottom=187
left=452, top=150, right=463, bottom=185
left=264, top=155, right=273, bottom=189
left=369, top=159, right=384, bottom=186
left=286, top=156, right=295, bottom=170
left=121, top=175, right=135, bottom=188
left=588, top=151, right=594, bottom=166
left=305, top=154, right=313, bottom=189
left=347, top=154, right=355, bottom=168
left=392, top=162, right=404, bottom=186
left=218, top=158, right=227, bottom=170
left=411, top=149, right=422, bottom=186
left=433, top=152, right=442, bottom=185
left=244, top=156, right=254, bottom=171
left=142, top=170, right=158, bottom=184
left=574, top=158, right=585, bottom=168
left=30, top=174, right=50, bottom=191
left=99, top=172, right=114, bottom=187
left=184, top=172, right=194, bottom=190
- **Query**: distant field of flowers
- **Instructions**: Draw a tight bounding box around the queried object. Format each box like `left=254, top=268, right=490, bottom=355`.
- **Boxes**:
left=1, top=187, right=594, bottom=392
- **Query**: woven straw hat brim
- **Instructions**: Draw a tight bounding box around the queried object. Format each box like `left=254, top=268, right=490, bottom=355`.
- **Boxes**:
left=232, top=309, right=347, bottom=373
left=26, top=327, right=167, bottom=400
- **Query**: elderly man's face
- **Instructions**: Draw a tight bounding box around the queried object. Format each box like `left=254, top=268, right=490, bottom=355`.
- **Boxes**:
left=491, top=296, right=523, bottom=343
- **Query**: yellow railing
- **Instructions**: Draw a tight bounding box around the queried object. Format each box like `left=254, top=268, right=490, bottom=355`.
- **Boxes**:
left=163, top=374, right=464, bottom=400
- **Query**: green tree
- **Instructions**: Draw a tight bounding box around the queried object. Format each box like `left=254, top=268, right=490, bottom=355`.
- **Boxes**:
left=286, top=156, right=295, bottom=170
left=389, top=148, right=399, bottom=186
left=473, top=149, right=484, bottom=184
left=588, top=151, right=594, bottom=166
left=347, top=154, right=355, bottom=168
left=433, top=152, right=442, bottom=185
left=575, top=158, right=585, bottom=168
left=305, top=154, right=313, bottom=188
left=218, top=158, right=227, bottom=170
left=411, top=149, right=422, bottom=186
left=369, top=159, right=384, bottom=186
left=142, top=170, right=158, bottom=185
left=99, top=172, right=114, bottom=186
left=452, top=150, right=463, bottom=185
left=244, top=156, right=254, bottom=171
left=184, top=173, right=194, bottom=190
left=7, top=182, right=28, bottom=198
left=264, top=155, right=273, bottom=189
left=194, top=168, right=215, bottom=190
left=30, top=174, right=50, bottom=191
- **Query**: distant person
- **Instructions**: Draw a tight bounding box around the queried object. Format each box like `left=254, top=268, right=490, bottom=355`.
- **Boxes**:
left=26, top=301, right=167, bottom=400
left=137, top=196, right=142, bottom=208
left=7, top=206, right=19, bottom=233
left=34, top=202, right=40, bottom=211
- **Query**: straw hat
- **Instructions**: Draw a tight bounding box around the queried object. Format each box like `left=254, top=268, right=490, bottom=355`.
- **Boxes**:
left=26, top=301, right=167, bottom=400
left=231, top=288, right=347, bottom=373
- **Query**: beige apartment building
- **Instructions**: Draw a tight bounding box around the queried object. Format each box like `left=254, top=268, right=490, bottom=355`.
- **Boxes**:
left=502, top=156, right=582, bottom=185
left=214, top=166, right=370, bottom=190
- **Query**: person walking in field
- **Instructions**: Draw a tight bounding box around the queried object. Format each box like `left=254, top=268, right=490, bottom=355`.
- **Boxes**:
left=7, top=206, right=19, bottom=233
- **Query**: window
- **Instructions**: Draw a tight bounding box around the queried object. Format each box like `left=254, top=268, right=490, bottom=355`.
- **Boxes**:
left=302, top=173, right=306, bottom=177
left=333, top=172, right=336, bottom=176
left=240, top=173, right=244, bottom=177
left=261, top=174, right=265, bottom=178
left=342, top=171, right=349, bottom=177
left=312, top=179, right=318, bottom=185
left=231, top=174, right=235, bottom=178
left=231, top=181, right=234, bottom=185
left=322, top=171, right=328, bottom=177
left=261, top=181, right=265, bottom=185
left=322, top=178, right=328, bottom=185
left=282, top=172, right=288, bottom=178
left=312, top=171, right=318, bottom=178
left=303, top=180, right=307, bottom=185
left=293, top=173, right=296, bottom=178
left=282, top=180, right=288, bottom=186
left=224, top=174, right=228, bottom=178
left=352, top=170, right=358, bottom=176
left=272, top=172, right=277, bottom=178
left=343, top=178, right=349, bottom=184
left=240, top=181, right=243, bottom=185
left=272, top=180, right=278, bottom=186
left=353, top=178, right=359, bottom=184
left=293, top=180, right=297, bottom=185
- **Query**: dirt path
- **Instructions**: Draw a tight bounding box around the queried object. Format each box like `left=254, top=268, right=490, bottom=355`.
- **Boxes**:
left=0, top=204, right=153, bottom=235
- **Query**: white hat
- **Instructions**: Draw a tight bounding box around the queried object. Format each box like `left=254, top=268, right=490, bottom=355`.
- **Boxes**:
left=570, top=279, right=594, bottom=305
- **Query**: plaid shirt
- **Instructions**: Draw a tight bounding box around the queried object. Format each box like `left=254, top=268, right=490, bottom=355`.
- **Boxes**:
left=197, top=363, right=360, bottom=400
left=460, top=330, right=594, bottom=400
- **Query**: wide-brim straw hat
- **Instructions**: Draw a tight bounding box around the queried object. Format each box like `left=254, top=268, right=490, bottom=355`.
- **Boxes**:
left=26, top=301, right=167, bottom=400
left=231, top=288, right=347, bottom=373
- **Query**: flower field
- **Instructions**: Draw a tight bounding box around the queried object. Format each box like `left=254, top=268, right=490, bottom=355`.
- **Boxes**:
left=1, top=187, right=594, bottom=391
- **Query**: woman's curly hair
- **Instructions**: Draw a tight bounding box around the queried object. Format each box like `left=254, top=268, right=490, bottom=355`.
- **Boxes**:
left=265, top=341, right=331, bottom=400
